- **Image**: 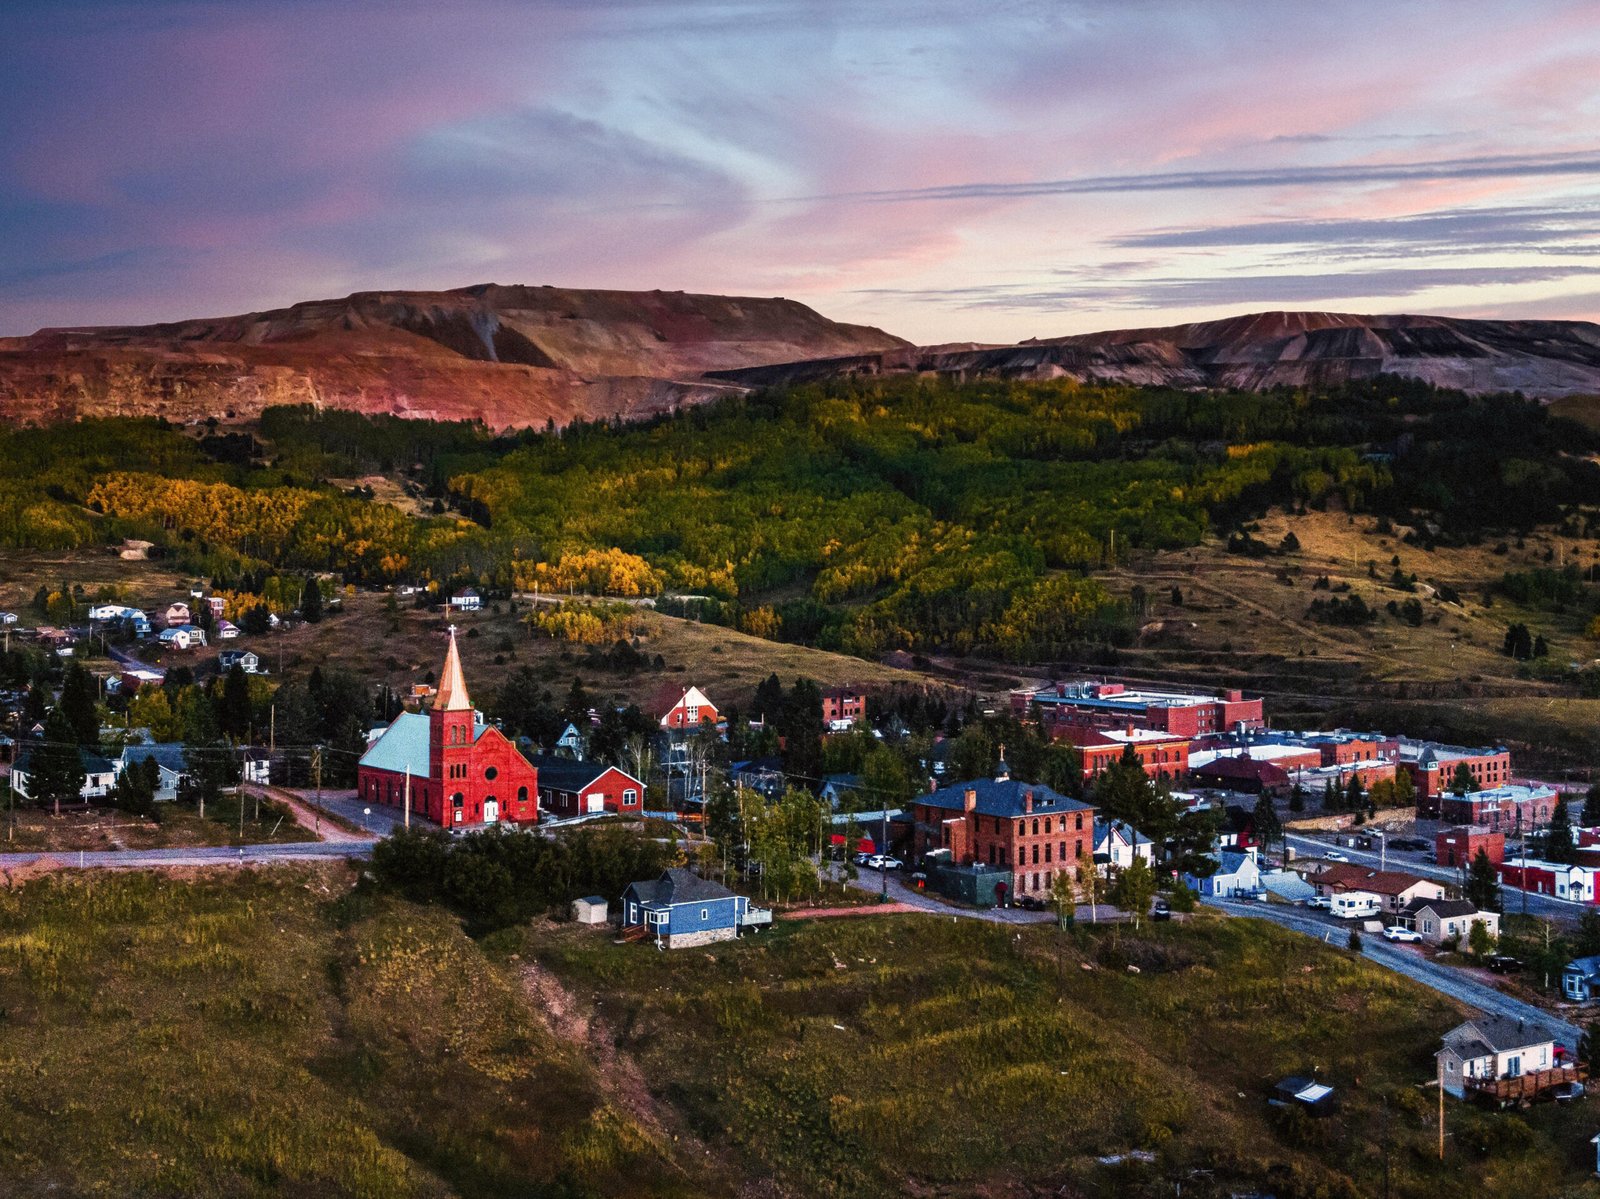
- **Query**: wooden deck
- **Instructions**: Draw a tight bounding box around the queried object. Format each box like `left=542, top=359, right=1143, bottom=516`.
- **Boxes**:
left=1465, top=1064, right=1586, bottom=1104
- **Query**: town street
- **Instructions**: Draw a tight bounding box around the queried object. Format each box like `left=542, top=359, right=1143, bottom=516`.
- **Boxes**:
left=0, top=841, right=372, bottom=870
left=1283, top=832, right=1580, bottom=924
left=1206, top=896, right=1582, bottom=1049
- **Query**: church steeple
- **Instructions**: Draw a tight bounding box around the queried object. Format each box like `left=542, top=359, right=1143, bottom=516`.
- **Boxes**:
left=435, top=626, right=472, bottom=712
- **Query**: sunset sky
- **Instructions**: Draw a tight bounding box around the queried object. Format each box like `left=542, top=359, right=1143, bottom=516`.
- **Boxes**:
left=5, top=0, right=1600, bottom=342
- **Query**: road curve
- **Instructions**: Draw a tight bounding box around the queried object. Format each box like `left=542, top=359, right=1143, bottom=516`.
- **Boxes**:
left=1206, top=896, right=1581, bottom=1049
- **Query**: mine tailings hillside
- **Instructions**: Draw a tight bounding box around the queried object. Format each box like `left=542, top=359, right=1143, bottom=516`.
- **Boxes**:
left=709, top=309, right=1600, bottom=398
left=0, top=283, right=909, bottom=430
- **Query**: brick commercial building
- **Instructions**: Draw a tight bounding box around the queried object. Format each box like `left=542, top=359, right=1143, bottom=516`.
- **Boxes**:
left=1435, top=784, right=1556, bottom=832
left=1436, top=826, right=1506, bottom=869
left=1056, top=725, right=1190, bottom=781
left=358, top=628, right=540, bottom=828
left=910, top=762, right=1096, bottom=902
left=1400, top=741, right=1513, bottom=810
left=1015, top=681, right=1264, bottom=740
left=821, top=686, right=866, bottom=731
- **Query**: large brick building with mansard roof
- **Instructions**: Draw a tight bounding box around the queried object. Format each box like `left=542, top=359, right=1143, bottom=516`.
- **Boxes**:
left=357, top=628, right=539, bottom=828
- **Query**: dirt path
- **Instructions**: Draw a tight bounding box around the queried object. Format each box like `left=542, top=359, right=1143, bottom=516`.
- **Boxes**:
left=517, top=958, right=699, bottom=1162
left=244, top=784, right=374, bottom=844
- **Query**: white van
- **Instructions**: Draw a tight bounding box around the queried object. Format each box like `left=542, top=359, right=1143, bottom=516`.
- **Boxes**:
left=1330, top=892, right=1382, bottom=920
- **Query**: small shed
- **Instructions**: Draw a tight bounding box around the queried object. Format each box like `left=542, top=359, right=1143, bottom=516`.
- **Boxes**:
left=572, top=896, right=609, bottom=925
left=1270, top=1076, right=1338, bottom=1117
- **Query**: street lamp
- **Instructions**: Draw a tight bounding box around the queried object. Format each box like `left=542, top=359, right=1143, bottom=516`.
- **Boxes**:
left=362, top=806, right=371, bottom=832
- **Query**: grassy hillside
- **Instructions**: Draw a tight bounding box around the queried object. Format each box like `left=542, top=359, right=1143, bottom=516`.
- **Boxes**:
left=0, top=866, right=719, bottom=1198
left=526, top=911, right=1595, bottom=1198
left=1, top=867, right=1596, bottom=1196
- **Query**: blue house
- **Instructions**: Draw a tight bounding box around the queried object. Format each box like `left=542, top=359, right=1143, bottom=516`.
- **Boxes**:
left=1563, top=954, right=1600, bottom=1003
left=621, top=868, right=765, bottom=949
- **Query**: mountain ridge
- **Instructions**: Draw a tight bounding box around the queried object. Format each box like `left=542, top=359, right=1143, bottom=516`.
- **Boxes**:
left=710, top=310, right=1600, bottom=397
left=0, top=283, right=910, bottom=430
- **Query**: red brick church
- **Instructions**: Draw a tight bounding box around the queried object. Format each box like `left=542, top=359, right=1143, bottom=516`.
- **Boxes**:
left=357, top=628, right=540, bottom=827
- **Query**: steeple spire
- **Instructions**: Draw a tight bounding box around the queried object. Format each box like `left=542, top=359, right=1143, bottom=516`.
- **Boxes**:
left=435, top=625, right=472, bottom=712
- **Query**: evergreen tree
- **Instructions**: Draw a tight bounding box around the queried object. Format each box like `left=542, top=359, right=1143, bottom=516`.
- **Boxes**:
left=1465, top=847, right=1502, bottom=912
left=780, top=678, right=826, bottom=787
left=242, top=604, right=271, bottom=636
left=1252, top=792, right=1283, bottom=862
left=1449, top=762, right=1478, bottom=795
left=111, top=755, right=160, bottom=817
left=1322, top=779, right=1340, bottom=812
left=1288, top=784, right=1306, bottom=814
left=1584, top=784, right=1600, bottom=830
left=1344, top=773, right=1364, bottom=812
left=1467, top=917, right=1496, bottom=959
left=1547, top=796, right=1578, bottom=864
left=219, top=664, right=252, bottom=741
left=57, top=662, right=99, bottom=746
left=29, top=708, right=86, bottom=816
left=753, top=673, right=785, bottom=727
left=301, top=576, right=323, bottom=624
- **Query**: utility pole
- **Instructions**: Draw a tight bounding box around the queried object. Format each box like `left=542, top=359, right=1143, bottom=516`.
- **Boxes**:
left=1436, top=1060, right=1446, bottom=1161
left=238, top=744, right=246, bottom=843
left=312, top=744, right=323, bottom=838
left=404, top=763, right=411, bottom=830
left=269, top=704, right=275, bottom=754
left=1519, top=808, right=1527, bottom=916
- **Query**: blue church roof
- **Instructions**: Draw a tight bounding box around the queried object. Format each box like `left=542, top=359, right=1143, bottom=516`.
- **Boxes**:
left=359, top=712, right=488, bottom=777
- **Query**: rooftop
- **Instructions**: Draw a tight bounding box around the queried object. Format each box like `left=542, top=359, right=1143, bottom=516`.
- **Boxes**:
left=920, top=777, right=1093, bottom=820
left=629, top=867, right=736, bottom=906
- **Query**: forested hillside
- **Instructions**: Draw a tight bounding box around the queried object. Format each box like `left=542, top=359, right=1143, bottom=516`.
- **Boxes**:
left=3, top=377, right=1597, bottom=663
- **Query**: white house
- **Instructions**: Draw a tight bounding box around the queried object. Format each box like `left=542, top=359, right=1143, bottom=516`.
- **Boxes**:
left=449, top=589, right=482, bottom=612
left=1437, top=1015, right=1560, bottom=1099
left=216, top=620, right=240, bottom=640
left=243, top=749, right=271, bottom=786
left=1400, top=897, right=1499, bottom=947
left=89, top=604, right=137, bottom=622
left=218, top=649, right=260, bottom=674
left=1093, top=819, right=1154, bottom=873
left=13, top=747, right=117, bottom=801
left=158, top=627, right=197, bottom=651
left=0, top=612, right=17, bottom=625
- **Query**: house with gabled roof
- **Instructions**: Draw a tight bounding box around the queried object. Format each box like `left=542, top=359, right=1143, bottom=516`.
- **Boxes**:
left=1400, top=897, right=1498, bottom=947
left=1436, top=1015, right=1575, bottom=1101
left=524, top=753, right=643, bottom=818
left=1186, top=847, right=1263, bottom=898
left=12, top=746, right=117, bottom=801
left=650, top=683, right=719, bottom=732
left=621, top=868, right=762, bottom=948
left=1312, top=863, right=1447, bottom=916
left=116, top=743, right=191, bottom=802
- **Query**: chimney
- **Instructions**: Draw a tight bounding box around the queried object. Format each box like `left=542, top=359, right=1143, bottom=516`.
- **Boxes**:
left=928, top=776, right=938, bottom=794
left=1023, top=789, right=1034, bottom=814
left=964, top=788, right=977, bottom=813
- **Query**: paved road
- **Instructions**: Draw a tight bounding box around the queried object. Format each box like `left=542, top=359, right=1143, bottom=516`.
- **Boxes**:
left=828, top=861, right=1129, bottom=925
left=1284, top=832, right=1580, bottom=924
left=0, top=841, right=372, bottom=870
left=1206, top=896, right=1582, bottom=1048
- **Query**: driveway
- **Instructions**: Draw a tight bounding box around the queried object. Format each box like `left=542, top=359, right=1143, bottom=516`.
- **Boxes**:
left=298, top=789, right=419, bottom=837
left=1206, top=896, right=1582, bottom=1048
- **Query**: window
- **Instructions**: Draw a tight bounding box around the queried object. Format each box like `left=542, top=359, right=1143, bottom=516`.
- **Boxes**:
left=452, top=792, right=464, bottom=808
left=1044, top=843, right=1052, bottom=863
left=1031, top=845, right=1039, bottom=865
left=623, top=788, right=637, bottom=805
left=485, top=766, right=498, bottom=781
left=687, top=705, right=700, bottom=722
left=1032, top=818, right=1039, bottom=835
left=1075, top=842, right=1083, bottom=859
left=701, top=908, right=709, bottom=921
left=1059, top=841, right=1066, bottom=860
left=1075, top=813, right=1083, bottom=830
left=518, top=786, right=528, bottom=804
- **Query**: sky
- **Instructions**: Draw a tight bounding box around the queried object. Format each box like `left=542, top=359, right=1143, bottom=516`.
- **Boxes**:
left=4, top=0, right=1600, bottom=343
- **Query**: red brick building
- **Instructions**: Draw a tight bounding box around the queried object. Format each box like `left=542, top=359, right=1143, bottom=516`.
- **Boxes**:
left=1436, top=826, right=1505, bottom=869
left=525, top=754, right=645, bottom=818
left=1057, top=725, right=1190, bottom=781
left=1016, top=681, right=1263, bottom=739
left=1434, top=784, right=1555, bottom=832
left=910, top=765, right=1096, bottom=900
left=822, top=686, right=866, bottom=730
left=1401, top=743, right=1513, bottom=808
left=357, top=629, right=539, bottom=828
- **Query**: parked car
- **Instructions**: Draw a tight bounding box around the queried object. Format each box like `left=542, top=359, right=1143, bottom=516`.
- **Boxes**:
left=1552, top=1080, right=1587, bottom=1103
left=852, top=851, right=873, bottom=866
left=1382, top=926, right=1423, bottom=943
left=1323, top=851, right=1349, bottom=863
left=867, top=854, right=903, bottom=871
left=1016, top=894, right=1046, bottom=911
left=1485, top=954, right=1524, bottom=974
left=1307, top=895, right=1332, bottom=910
left=1151, top=897, right=1172, bottom=922
left=1395, top=837, right=1432, bottom=852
